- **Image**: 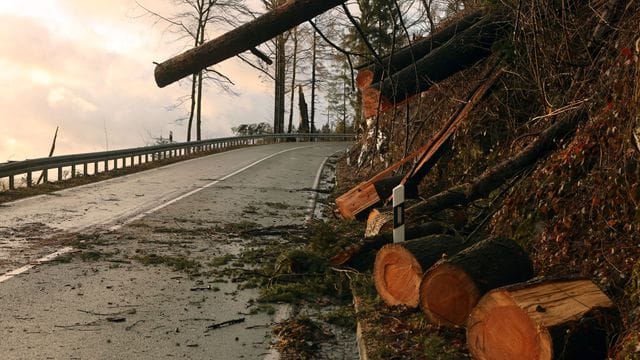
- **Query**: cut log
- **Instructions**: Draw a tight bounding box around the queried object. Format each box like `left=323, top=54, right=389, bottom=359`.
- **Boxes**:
left=335, top=139, right=437, bottom=220
left=419, top=237, right=533, bottom=326
left=373, top=234, right=467, bottom=308
left=362, top=16, right=507, bottom=118
left=154, top=0, right=347, bottom=87
left=467, top=278, right=617, bottom=360
left=330, top=221, right=453, bottom=268
left=365, top=207, right=394, bottom=237
left=356, top=10, right=484, bottom=90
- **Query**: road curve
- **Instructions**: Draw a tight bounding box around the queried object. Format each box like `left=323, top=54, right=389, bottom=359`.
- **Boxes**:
left=0, top=141, right=351, bottom=359
left=0, top=142, right=349, bottom=273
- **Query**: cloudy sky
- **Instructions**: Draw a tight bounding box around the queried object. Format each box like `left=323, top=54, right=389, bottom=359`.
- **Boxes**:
left=0, top=0, right=273, bottom=162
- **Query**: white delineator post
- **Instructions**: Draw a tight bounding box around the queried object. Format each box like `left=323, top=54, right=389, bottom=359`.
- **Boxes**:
left=393, top=185, right=405, bottom=243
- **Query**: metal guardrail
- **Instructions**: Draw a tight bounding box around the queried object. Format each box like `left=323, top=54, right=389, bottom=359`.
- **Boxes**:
left=0, top=133, right=355, bottom=190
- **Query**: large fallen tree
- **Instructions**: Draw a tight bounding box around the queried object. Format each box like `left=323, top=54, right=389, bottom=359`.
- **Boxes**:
left=355, top=10, right=484, bottom=90
left=362, top=15, right=507, bottom=117
left=154, top=0, right=347, bottom=87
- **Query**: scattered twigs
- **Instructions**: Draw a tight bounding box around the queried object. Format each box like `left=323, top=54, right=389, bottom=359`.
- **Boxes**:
left=78, top=308, right=137, bottom=317
left=206, top=317, right=246, bottom=330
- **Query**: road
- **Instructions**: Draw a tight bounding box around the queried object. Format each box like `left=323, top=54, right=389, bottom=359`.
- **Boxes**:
left=0, top=141, right=350, bottom=359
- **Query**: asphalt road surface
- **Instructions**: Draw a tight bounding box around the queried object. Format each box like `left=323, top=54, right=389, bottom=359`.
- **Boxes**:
left=0, top=141, right=350, bottom=359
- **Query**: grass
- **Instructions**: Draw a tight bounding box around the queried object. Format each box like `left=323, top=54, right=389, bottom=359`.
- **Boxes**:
left=208, top=254, right=236, bottom=267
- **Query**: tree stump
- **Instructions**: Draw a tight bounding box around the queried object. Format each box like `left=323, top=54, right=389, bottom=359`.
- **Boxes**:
left=466, top=278, right=617, bottom=360
left=419, top=237, right=533, bottom=326
left=373, top=234, right=467, bottom=308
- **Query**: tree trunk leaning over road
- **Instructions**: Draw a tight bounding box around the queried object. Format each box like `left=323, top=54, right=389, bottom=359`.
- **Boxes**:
left=355, top=10, right=484, bottom=90
left=419, top=237, right=533, bottom=326
left=373, top=234, right=467, bottom=308
left=154, top=0, right=348, bottom=88
left=467, top=278, right=617, bottom=360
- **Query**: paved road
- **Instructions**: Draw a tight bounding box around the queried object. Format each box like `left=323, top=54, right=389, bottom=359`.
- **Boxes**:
left=0, top=142, right=350, bottom=359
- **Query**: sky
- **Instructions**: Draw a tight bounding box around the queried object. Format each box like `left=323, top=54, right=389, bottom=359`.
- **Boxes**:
left=0, top=0, right=273, bottom=162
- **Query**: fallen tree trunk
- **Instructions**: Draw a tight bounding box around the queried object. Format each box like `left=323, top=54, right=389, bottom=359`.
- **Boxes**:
left=337, top=65, right=501, bottom=220
left=355, top=10, right=484, bottom=90
left=410, top=105, right=588, bottom=216
left=154, top=0, right=347, bottom=87
left=362, top=16, right=507, bottom=117
left=373, top=234, right=467, bottom=308
left=419, top=237, right=533, bottom=326
left=467, top=278, right=617, bottom=360
left=366, top=105, right=589, bottom=236
left=330, top=221, right=453, bottom=267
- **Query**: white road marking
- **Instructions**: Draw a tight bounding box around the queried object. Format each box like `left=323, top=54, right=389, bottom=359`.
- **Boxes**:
left=109, top=145, right=312, bottom=230
left=0, top=247, right=75, bottom=283
left=0, top=145, right=313, bottom=284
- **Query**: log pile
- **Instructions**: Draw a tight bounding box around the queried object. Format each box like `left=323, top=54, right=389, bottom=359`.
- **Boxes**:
left=373, top=234, right=466, bottom=307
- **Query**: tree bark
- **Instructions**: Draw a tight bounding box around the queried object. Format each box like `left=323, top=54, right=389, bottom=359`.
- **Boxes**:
left=310, top=32, right=317, bottom=133
left=467, top=278, right=618, bottom=360
left=336, top=66, right=501, bottom=221
left=187, top=73, right=197, bottom=142
left=298, top=85, right=309, bottom=133
left=154, top=0, right=348, bottom=87
left=355, top=10, right=484, bottom=90
left=419, top=237, right=533, bottom=326
left=362, top=16, right=507, bottom=117
left=275, top=33, right=286, bottom=134
left=330, top=221, right=454, bottom=268
left=411, top=106, right=588, bottom=216
left=287, top=27, right=298, bottom=134
left=373, top=234, right=468, bottom=308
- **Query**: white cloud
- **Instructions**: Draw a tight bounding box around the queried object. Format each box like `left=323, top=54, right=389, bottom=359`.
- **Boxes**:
left=0, top=0, right=274, bottom=162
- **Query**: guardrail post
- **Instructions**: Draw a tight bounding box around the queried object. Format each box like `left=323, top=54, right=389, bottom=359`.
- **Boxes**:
left=104, top=160, right=109, bottom=172
left=83, top=163, right=88, bottom=176
left=58, top=167, right=63, bottom=181
left=42, top=169, right=48, bottom=183
left=27, top=172, right=32, bottom=187
left=71, top=164, right=77, bottom=178
left=9, top=176, right=14, bottom=190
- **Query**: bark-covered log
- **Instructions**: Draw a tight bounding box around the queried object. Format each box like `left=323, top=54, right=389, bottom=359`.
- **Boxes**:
left=335, top=138, right=439, bottom=220
left=362, top=15, right=507, bottom=117
left=330, top=221, right=454, bottom=268
left=339, top=65, right=501, bottom=221
left=410, top=106, right=588, bottom=217
left=373, top=234, right=467, bottom=308
left=355, top=10, right=484, bottom=90
left=154, top=0, right=347, bottom=87
left=419, top=237, right=533, bottom=326
left=366, top=106, right=589, bottom=236
left=467, top=278, right=618, bottom=360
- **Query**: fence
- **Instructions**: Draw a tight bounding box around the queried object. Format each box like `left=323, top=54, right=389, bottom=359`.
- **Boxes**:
left=0, top=133, right=355, bottom=190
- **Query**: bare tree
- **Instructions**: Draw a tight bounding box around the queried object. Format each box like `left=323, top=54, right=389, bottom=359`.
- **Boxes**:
left=138, top=0, right=243, bottom=141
